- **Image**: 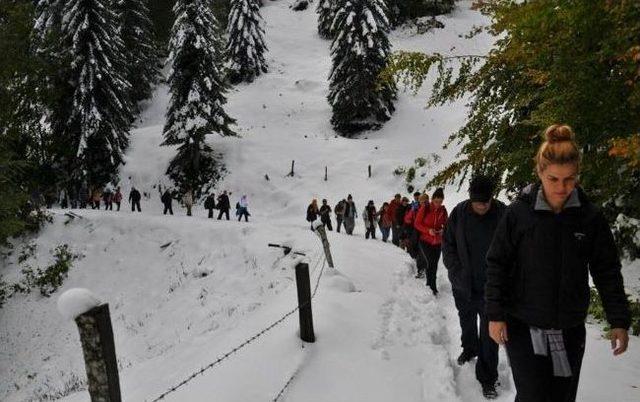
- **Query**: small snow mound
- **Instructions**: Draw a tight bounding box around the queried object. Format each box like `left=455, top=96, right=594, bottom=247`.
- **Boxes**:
left=326, top=274, right=357, bottom=293
left=57, top=288, right=102, bottom=320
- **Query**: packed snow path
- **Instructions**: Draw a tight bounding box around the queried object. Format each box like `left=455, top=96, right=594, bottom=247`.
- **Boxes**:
left=1, top=2, right=639, bottom=401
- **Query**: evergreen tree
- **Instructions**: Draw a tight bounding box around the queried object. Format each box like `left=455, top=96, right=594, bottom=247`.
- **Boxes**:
left=163, top=0, right=236, bottom=198
left=328, top=0, right=396, bottom=135
left=117, top=0, right=162, bottom=106
left=316, top=0, right=336, bottom=39
left=227, top=0, right=268, bottom=83
left=386, top=0, right=455, bottom=26
left=61, top=0, right=134, bottom=186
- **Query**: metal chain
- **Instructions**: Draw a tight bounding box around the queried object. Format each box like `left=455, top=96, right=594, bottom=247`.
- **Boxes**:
left=149, top=249, right=327, bottom=402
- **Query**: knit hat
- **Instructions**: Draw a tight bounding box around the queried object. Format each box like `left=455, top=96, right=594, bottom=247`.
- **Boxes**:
left=432, top=188, right=445, bottom=200
left=469, top=175, right=495, bottom=202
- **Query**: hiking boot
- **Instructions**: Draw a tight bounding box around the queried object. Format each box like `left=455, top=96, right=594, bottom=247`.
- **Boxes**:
left=481, top=383, right=498, bottom=399
left=456, top=350, right=477, bottom=366
left=415, top=271, right=424, bottom=279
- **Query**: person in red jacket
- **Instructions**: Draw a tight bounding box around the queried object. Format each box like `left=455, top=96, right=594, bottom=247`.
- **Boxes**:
left=414, top=188, right=448, bottom=295
left=386, top=194, right=402, bottom=246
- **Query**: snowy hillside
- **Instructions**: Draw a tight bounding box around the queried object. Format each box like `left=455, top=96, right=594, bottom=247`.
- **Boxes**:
left=1, top=2, right=639, bottom=401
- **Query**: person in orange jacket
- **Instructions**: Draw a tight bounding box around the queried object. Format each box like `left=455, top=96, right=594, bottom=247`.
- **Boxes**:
left=414, top=188, right=448, bottom=295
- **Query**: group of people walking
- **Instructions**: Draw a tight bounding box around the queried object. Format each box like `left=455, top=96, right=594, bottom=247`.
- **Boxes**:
left=159, top=188, right=250, bottom=221
left=305, top=124, right=631, bottom=402
left=56, top=184, right=142, bottom=212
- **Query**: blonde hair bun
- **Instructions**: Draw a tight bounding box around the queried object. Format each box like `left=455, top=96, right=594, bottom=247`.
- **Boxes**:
left=544, top=124, right=575, bottom=143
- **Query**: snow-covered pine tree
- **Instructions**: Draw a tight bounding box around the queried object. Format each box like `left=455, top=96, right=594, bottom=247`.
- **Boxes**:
left=328, top=0, right=396, bottom=135
left=317, top=0, right=336, bottom=39
left=163, top=0, right=236, bottom=198
left=61, top=0, right=134, bottom=186
left=33, top=0, right=64, bottom=41
left=226, top=0, right=268, bottom=83
left=116, top=0, right=162, bottom=106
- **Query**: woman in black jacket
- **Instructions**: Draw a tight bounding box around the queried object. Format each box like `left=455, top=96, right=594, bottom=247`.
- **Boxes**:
left=485, top=124, right=630, bottom=401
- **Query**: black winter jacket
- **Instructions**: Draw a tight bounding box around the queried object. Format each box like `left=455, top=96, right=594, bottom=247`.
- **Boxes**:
left=217, top=194, right=230, bottom=210
left=485, top=183, right=630, bottom=329
left=443, top=199, right=506, bottom=300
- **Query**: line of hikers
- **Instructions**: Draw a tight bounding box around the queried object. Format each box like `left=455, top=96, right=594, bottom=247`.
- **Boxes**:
left=304, top=124, right=631, bottom=402
left=306, top=189, right=447, bottom=296
left=53, top=184, right=142, bottom=212
left=159, top=188, right=250, bottom=221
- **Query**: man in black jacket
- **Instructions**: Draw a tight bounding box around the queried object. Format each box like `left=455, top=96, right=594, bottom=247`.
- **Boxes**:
left=443, top=175, right=505, bottom=399
left=217, top=191, right=230, bottom=220
left=129, top=187, right=141, bottom=212
left=161, top=189, right=173, bottom=215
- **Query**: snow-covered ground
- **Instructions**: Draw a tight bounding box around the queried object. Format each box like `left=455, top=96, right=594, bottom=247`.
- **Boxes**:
left=1, top=2, right=639, bottom=401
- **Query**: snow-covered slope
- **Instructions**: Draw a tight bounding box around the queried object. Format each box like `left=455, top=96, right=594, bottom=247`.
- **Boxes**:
left=1, top=2, right=639, bottom=401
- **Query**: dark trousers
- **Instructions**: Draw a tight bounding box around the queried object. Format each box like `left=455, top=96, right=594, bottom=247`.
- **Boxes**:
left=391, top=224, right=401, bottom=246
left=418, top=242, right=441, bottom=292
left=218, top=209, right=230, bottom=220
left=336, top=217, right=343, bottom=232
left=131, top=200, right=141, bottom=212
left=116, top=202, right=121, bottom=211
left=238, top=211, right=249, bottom=221
left=321, top=218, right=333, bottom=231
left=208, top=208, right=214, bottom=218
left=163, top=203, right=173, bottom=215
left=453, top=292, right=498, bottom=385
left=506, top=316, right=586, bottom=402
left=186, top=205, right=192, bottom=216
left=380, top=226, right=390, bottom=242
left=365, top=225, right=376, bottom=239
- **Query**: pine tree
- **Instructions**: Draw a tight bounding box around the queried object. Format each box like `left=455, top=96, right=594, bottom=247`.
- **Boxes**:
left=116, top=0, right=162, bottom=106
left=163, top=0, right=236, bottom=198
left=328, top=0, right=396, bottom=135
left=227, top=0, right=268, bottom=84
left=61, top=0, right=134, bottom=186
left=316, top=0, right=336, bottom=39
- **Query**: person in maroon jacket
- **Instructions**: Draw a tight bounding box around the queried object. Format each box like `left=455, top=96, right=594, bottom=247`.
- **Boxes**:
left=386, top=193, right=402, bottom=246
left=414, top=188, right=448, bottom=295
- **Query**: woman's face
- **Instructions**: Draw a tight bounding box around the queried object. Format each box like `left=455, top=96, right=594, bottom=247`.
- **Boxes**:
left=538, top=163, right=578, bottom=210
left=432, top=197, right=443, bottom=208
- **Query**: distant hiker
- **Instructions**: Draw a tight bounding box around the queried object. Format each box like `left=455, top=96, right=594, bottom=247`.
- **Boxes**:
left=129, top=187, right=142, bottom=212
left=237, top=195, right=250, bottom=222
left=59, top=188, right=68, bottom=209
left=343, top=194, right=357, bottom=235
left=102, top=186, right=113, bottom=210
left=414, top=188, right=447, bottom=295
left=91, top=187, right=101, bottom=209
left=363, top=200, right=377, bottom=239
left=395, top=196, right=410, bottom=251
left=217, top=191, right=231, bottom=220
left=334, top=199, right=346, bottom=233
left=319, top=199, right=333, bottom=230
left=377, top=202, right=393, bottom=242
left=486, top=125, right=630, bottom=402
left=387, top=194, right=402, bottom=246
left=306, top=199, right=319, bottom=229
left=405, top=194, right=427, bottom=262
left=204, top=193, right=216, bottom=219
left=113, top=187, right=123, bottom=211
left=161, top=189, right=173, bottom=215
left=183, top=189, right=194, bottom=216
left=442, top=175, right=506, bottom=399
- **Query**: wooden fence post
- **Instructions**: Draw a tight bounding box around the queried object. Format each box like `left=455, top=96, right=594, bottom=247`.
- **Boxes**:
left=324, top=166, right=328, bottom=181
left=314, top=224, right=335, bottom=269
left=75, top=304, right=122, bottom=402
left=289, top=160, right=295, bottom=177
left=368, top=165, right=372, bottom=178
left=295, top=263, right=315, bottom=343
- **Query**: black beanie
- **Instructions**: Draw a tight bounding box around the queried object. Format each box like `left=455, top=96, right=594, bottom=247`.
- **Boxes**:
left=469, top=175, right=495, bottom=202
left=432, top=187, right=445, bottom=199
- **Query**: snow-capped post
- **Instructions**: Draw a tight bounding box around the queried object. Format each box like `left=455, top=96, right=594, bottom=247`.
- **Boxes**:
left=295, top=262, right=316, bottom=343
left=314, top=221, right=335, bottom=268
left=57, top=289, right=121, bottom=402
